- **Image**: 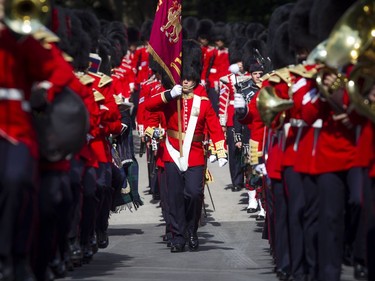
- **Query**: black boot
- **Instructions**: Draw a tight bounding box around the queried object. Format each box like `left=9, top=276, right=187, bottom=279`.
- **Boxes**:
left=68, top=239, right=82, bottom=267
left=0, top=257, right=13, bottom=281
left=188, top=232, right=199, bottom=251
left=97, top=231, right=109, bottom=249
left=354, top=262, right=368, bottom=280
left=13, top=258, right=35, bottom=281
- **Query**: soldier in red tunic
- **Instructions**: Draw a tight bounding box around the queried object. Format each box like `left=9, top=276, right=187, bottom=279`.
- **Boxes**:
left=145, top=40, right=227, bottom=253
left=0, top=8, right=78, bottom=279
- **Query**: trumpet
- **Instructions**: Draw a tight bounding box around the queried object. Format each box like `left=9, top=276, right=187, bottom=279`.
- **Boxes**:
left=4, top=0, right=50, bottom=34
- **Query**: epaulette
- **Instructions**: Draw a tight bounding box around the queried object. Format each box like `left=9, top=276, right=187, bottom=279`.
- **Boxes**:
left=288, top=64, right=318, bottom=79
left=93, top=90, right=105, bottom=102
left=89, top=72, right=113, bottom=87
left=76, top=73, right=95, bottom=85
left=264, top=67, right=294, bottom=86
left=33, top=27, right=60, bottom=43
left=62, top=52, right=73, bottom=62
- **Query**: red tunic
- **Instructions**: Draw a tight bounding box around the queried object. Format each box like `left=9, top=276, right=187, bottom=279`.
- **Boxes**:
left=202, top=47, right=230, bottom=89
left=0, top=28, right=74, bottom=158
left=145, top=84, right=226, bottom=167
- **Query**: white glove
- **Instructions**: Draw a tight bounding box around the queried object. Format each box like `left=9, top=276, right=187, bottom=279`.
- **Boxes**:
left=254, top=163, right=267, bottom=175
left=170, top=84, right=182, bottom=98
left=218, top=158, right=228, bottom=167
left=234, top=93, right=246, bottom=109
left=201, top=79, right=206, bottom=86
left=229, top=63, right=240, bottom=74
left=209, top=154, right=217, bottom=163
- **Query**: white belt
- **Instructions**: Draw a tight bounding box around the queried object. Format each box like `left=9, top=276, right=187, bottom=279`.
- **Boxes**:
left=290, top=118, right=306, bottom=127
left=0, top=88, right=24, bottom=101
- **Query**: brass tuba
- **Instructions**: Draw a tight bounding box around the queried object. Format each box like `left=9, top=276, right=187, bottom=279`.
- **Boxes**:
left=309, top=0, right=375, bottom=113
left=257, top=86, right=294, bottom=128
left=3, top=0, right=51, bottom=35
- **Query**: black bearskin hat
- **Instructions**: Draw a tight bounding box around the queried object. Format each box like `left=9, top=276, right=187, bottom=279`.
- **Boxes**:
left=74, top=10, right=101, bottom=53
left=196, top=18, right=214, bottom=41
left=288, top=0, right=320, bottom=53
left=68, top=10, right=91, bottom=71
left=181, top=40, right=202, bottom=84
left=309, top=0, right=356, bottom=42
left=211, top=22, right=227, bottom=43
left=225, top=22, right=247, bottom=43
left=140, top=19, right=153, bottom=42
left=271, top=22, right=296, bottom=69
left=242, top=39, right=268, bottom=72
left=267, top=3, right=295, bottom=69
left=267, top=3, right=294, bottom=55
left=102, top=21, right=128, bottom=68
left=228, top=36, right=248, bottom=64
left=245, top=22, right=266, bottom=40
left=182, top=16, right=198, bottom=40
left=127, top=26, right=140, bottom=46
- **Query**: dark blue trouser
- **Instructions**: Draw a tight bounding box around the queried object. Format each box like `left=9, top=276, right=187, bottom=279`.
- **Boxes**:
left=227, top=127, right=244, bottom=187
left=208, top=87, right=219, bottom=115
left=80, top=166, right=97, bottom=245
left=284, top=167, right=305, bottom=280
left=34, top=170, right=72, bottom=280
left=68, top=158, right=85, bottom=239
left=0, top=140, right=37, bottom=258
left=158, top=167, right=171, bottom=237
left=165, top=162, right=204, bottom=245
left=301, top=174, right=319, bottom=279
left=317, top=168, right=364, bottom=281
left=272, top=178, right=290, bottom=273
left=96, top=162, right=113, bottom=234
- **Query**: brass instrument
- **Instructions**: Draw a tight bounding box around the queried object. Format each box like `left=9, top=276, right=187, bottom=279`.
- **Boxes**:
left=257, top=86, right=294, bottom=128
left=4, top=0, right=50, bottom=35
left=310, top=0, right=375, bottom=114
left=347, top=63, right=375, bottom=123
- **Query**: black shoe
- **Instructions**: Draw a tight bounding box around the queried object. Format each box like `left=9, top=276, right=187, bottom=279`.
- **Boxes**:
left=81, top=244, right=93, bottom=264
left=13, top=258, right=36, bottom=281
left=354, top=262, right=368, bottom=280
left=170, top=243, right=185, bottom=253
left=49, top=258, right=66, bottom=279
left=247, top=204, right=260, bottom=213
left=231, top=185, right=242, bottom=192
left=45, top=267, right=55, bottom=281
left=256, top=214, right=265, bottom=221
left=276, top=269, right=290, bottom=281
left=0, top=257, right=13, bottom=281
left=188, top=233, right=199, bottom=251
left=97, top=231, right=109, bottom=249
left=90, top=234, right=98, bottom=254
left=69, top=239, right=82, bottom=267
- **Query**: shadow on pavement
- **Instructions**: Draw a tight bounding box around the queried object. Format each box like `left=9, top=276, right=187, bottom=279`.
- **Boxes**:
left=108, top=228, right=144, bottom=236
left=66, top=252, right=133, bottom=280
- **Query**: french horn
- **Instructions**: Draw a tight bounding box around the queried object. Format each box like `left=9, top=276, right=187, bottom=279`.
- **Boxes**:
left=257, top=86, right=294, bottom=128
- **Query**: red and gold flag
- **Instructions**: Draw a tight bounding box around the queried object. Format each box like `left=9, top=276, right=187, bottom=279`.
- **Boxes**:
left=148, top=0, right=182, bottom=85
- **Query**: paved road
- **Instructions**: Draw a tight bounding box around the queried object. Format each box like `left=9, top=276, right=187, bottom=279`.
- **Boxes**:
left=64, top=132, right=356, bottom=281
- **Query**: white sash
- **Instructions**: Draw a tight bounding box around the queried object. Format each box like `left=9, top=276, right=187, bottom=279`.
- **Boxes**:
left=166, top=95, right=201, bottom=172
